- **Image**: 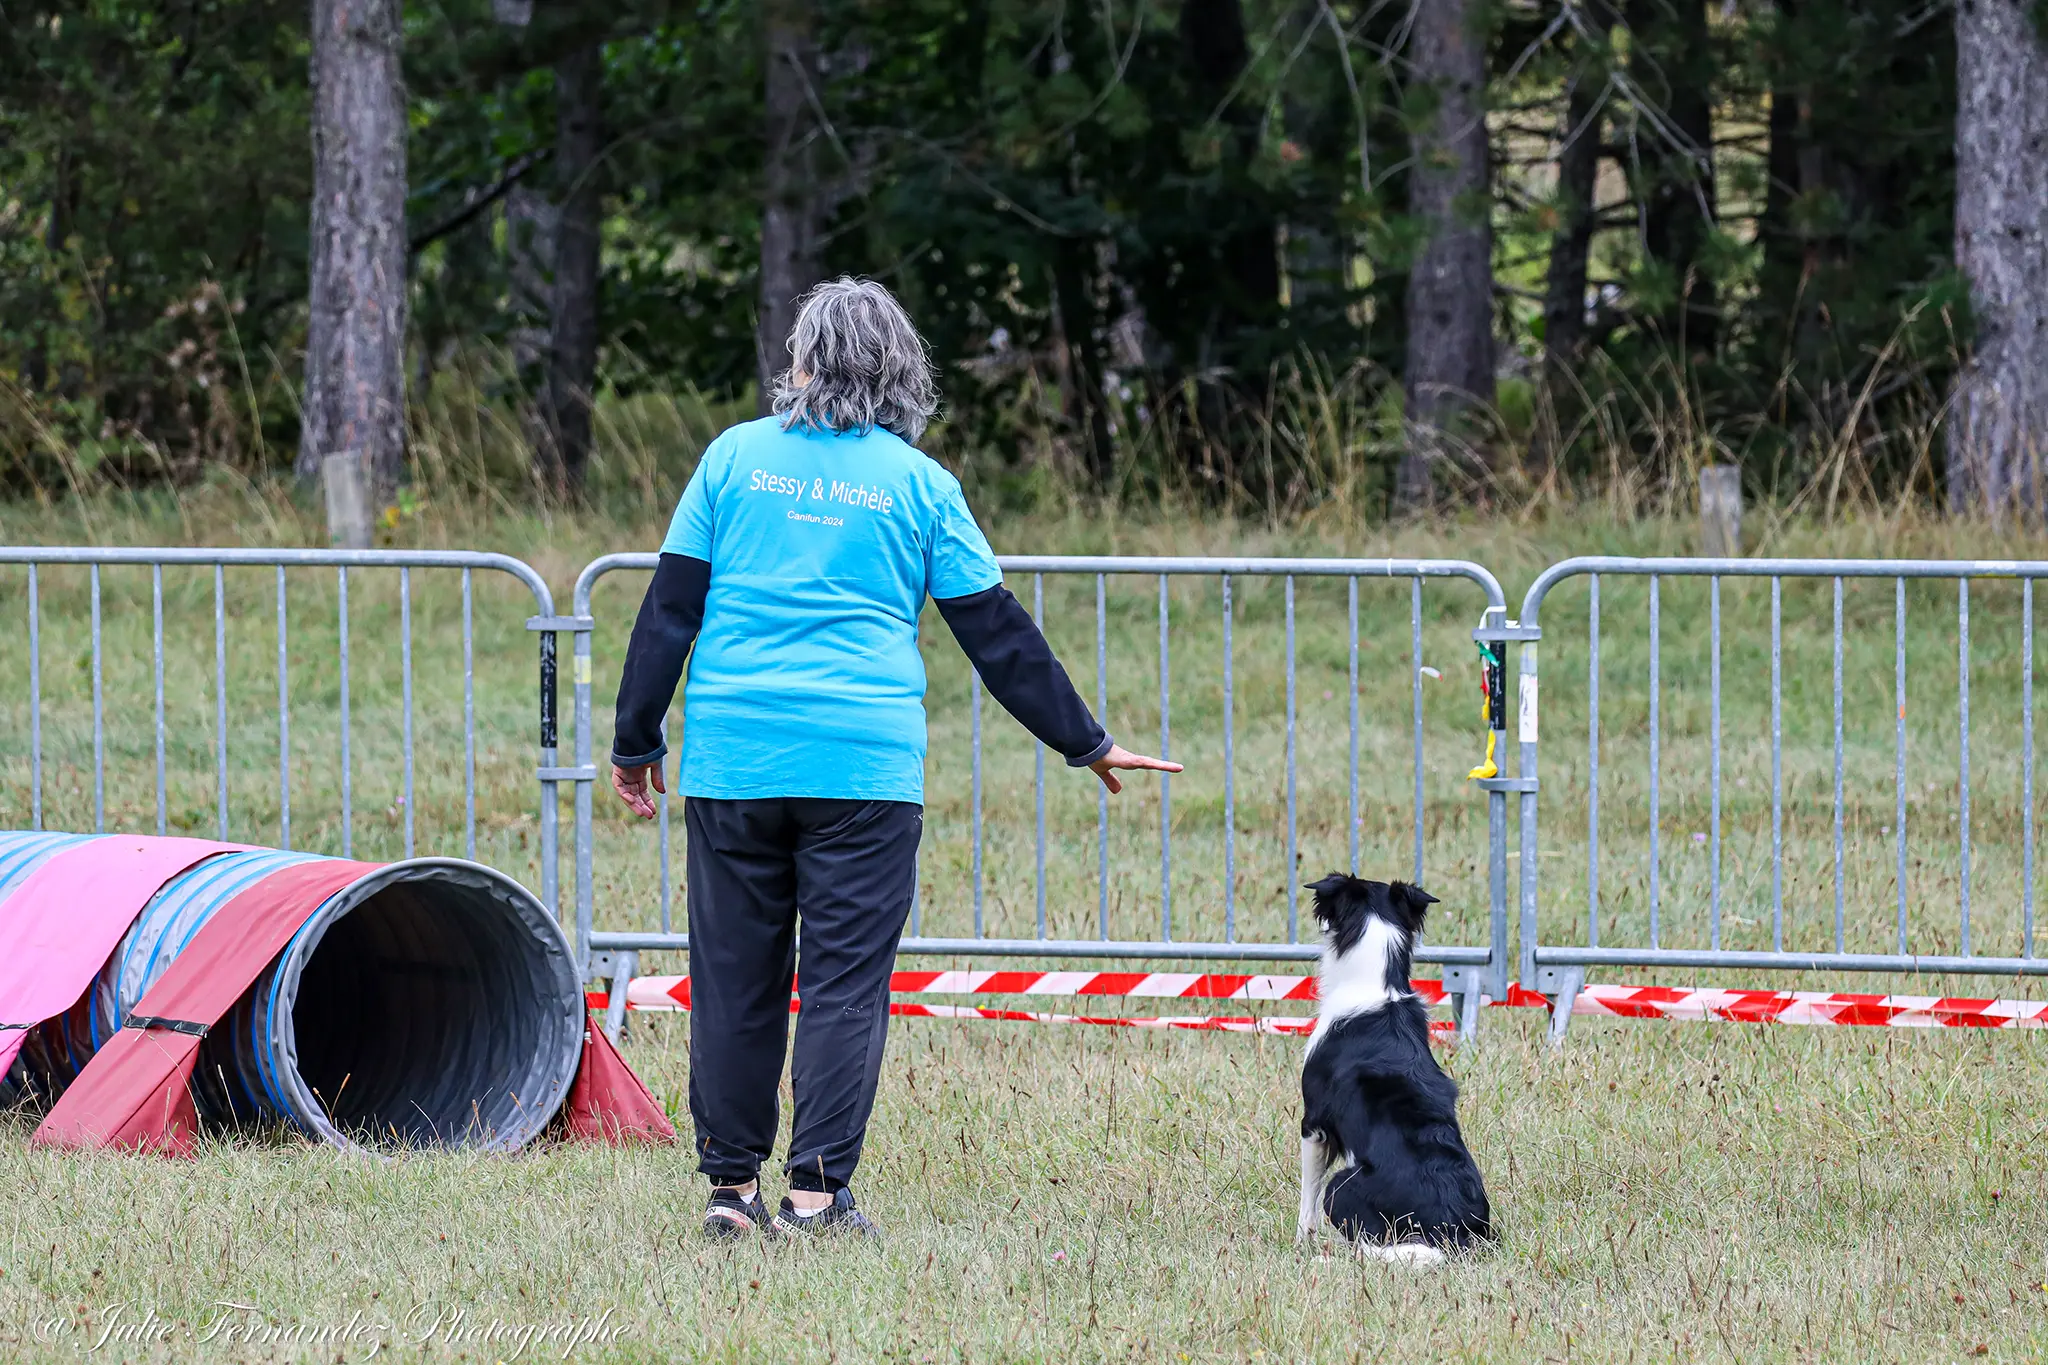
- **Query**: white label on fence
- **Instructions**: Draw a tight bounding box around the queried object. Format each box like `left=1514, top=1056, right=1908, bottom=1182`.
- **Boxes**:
left=1519, top=674, right=1539, bottom=743
left=575, top=654, right=592, bottom=686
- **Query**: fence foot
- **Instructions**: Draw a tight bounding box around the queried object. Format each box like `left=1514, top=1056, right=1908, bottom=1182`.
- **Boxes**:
left=606, top=951, right=639, bottom=1043
left=589, top=950, right=638, bottom=1044
left=1458, top=986, right=1483, bottom=1047
left=1441, top=965, right=1485, bottom=1048
left=1537, top=966, right=1584, bottom=1047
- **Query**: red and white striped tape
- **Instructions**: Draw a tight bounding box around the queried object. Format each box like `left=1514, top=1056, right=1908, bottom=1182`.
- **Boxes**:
left=594, top=971, right=2048, bottom=1034
left=615, top=970, right=1547, bottom=1011
left=886, top=1003, right=1322, bottom=1035
left=1574, top=982, right=2048, bottom=1029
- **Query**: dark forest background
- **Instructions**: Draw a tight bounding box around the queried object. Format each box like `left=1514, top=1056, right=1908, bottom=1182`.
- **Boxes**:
left=2, top=0, right=2044, bottom=521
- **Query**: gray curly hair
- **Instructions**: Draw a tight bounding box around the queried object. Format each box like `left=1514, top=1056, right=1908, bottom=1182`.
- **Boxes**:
left=771, top=277, right=941, bottom=443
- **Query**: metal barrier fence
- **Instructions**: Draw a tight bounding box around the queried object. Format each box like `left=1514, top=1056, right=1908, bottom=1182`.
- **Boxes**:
left=569, top=554, right=1516, bottom=1037
left=18, top=545, right=2048, bottom=1047
left=0, top=548, right=568, bottom=915
left=1515, top=557, right=2048, bottom=1038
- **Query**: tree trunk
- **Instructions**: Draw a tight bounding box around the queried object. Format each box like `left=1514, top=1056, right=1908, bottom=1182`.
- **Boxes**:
left=1181, top=0, right=1281, bottom=419
left=1757, top=0, right=1835, bottom=382
left=1948, top=0, right=2048, bottom=517
left=298, top=0, right=408, bottom=495
left=1049, top=243, right=1115, bottom=484
left=1624, top=0, right=1717, bottom=355
left=1537, top=3, right=1615, bottom=467
left=759, top=0, right=822, bottom=407
left=543, top=42, right=603, bottom=498
left=1757, top=2, right=1804, bottom=297
left=1397, top=0, right=1494, bottom=512
left=25, top=142, right=69, bottom=397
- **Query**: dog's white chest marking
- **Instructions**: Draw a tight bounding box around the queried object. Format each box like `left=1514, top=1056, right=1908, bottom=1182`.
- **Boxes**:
left=1304, top=917, right=1408, bottom=1058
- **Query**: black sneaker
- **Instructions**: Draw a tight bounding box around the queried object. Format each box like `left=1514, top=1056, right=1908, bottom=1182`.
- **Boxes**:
left=771, top=1187, right=880, bottom=1240
left=703, top=1185, right=773, bottom=1242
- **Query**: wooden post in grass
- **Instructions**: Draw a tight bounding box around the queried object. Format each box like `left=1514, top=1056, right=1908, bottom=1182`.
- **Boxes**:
left=323, top=450, right=373, bottom=549
left=1699, top=466, right=1742, bottom=557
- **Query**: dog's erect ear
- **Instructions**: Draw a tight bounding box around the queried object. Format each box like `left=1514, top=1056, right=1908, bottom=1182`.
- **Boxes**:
left=1391, top=882, right=1438, bottom=927
left=1304, top=873, right=1364, bottom=929
left=1304, top=872, right=1355, bottom=901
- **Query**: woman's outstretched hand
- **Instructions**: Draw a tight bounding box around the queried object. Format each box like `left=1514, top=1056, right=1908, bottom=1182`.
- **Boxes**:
left=1088, top=742, right=1183, bottom=794
left=611, top=761, right=666, bottom=819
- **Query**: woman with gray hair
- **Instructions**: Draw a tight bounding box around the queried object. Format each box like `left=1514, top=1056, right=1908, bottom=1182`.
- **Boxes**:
left=609, top=278, right=1177, bottom=1241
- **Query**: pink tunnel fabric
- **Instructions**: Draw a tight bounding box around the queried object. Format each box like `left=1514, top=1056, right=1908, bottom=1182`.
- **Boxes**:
left=0, top=836, right=247, bottom=1076
left=34, top=858, right=378, bottom=1156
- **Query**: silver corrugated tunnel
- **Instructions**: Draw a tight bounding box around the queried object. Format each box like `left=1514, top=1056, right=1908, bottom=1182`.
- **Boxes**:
left=1, top=833, right=585, bottom=1153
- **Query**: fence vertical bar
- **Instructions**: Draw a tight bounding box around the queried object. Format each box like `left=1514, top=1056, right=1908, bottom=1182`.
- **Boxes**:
left=1588, top=575, right=1600, bottom=948
left=1096, top=573, right=1108, bottom=941
left=276, top=566, right=291, bottom=850
left=28, top=564, right=41, bottom=831
left=537, top=621, right=559, bottom=927
left=1159, top=573, right=1172, bottom=942
left=1286, top=576, right=1298, bottom=942
left=1348, top=577, right=1359, bottom=877
left=1648, top=574, right=1660, bottom=948
left=971, top=670, right=983, bottom=937
left=91, top=564, right=103, bottom=833
left=1411, top=579, right=1424, bottom=883
left=1959, top=576, right=1972, bottom=955
left=1771, top=576, right=1783, bottom=952
left=152, top=565, right=166, bottom=836
left=461, top=569, right=475, bottom=861
left=400, top=566, right=414, bottom=858
left=659, top=722, right=671, bottom=935
left=1034, top=574, right=1047, bottom=940
left=1223, top=573, right=1236, bottom=940
left=1514, top=609, right=1538, bottom=998
left=1832, top=577, right=1845, bottom=952
left=339, top=566, right=351, bottom=857
left=570, top=604, right=597, bottom=951
left=2027, top=577, right=2036, bottom=959
left=214, top=564, right=229, bottom=840
left=1710, top=576, right=1722, bottom=950
left=1896, top=577, right=1907, bottom=953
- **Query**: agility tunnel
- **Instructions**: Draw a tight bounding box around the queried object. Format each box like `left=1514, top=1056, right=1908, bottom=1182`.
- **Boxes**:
left=0, top=831, right=669, bottom=1155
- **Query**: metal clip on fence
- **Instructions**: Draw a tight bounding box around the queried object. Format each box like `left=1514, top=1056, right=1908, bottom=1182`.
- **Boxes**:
left=1466, top=615, right=1539, bottom=1015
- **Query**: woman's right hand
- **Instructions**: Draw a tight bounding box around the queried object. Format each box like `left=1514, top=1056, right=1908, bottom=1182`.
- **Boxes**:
left=1088, top=743, right=1184, bottom=794
left=611, top=761, right=667, bottom=819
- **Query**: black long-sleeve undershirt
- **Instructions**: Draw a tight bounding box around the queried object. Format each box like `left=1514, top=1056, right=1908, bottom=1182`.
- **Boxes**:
left=610, top=554, right=1112, bottom=771
left=932, top=584, right=1111, bottom=766
left=611, top=554, right=710, bottom=767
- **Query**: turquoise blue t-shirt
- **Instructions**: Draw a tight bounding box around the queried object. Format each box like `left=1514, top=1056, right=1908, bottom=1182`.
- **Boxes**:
left=660, top=416, right=1003, bottom=804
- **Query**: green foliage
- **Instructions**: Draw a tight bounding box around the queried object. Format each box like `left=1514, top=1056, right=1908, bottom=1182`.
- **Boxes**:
left=0, top=0, right=311, bottom=484
left=0, top=0, right=1983, bottom=511
left=1735, top=0, right=1961, bottom=491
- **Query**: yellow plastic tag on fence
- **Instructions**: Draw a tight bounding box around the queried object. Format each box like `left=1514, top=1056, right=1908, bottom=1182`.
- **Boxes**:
left=1467, top=729, right=1498, bottom=781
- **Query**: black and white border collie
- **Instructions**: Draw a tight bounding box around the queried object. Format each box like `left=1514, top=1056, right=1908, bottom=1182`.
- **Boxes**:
left=1295, top=874, right=1494, bottom=1264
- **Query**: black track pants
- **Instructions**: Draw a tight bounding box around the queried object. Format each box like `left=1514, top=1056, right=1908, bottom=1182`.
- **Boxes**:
left=683, top=796, right=920, bottom=1190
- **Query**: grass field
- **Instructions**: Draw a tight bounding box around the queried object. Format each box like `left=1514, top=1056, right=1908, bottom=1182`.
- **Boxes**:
left=4, top=487, right=2048, bottom=1359
left=5, top=1012, right=2046, bottom=1362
